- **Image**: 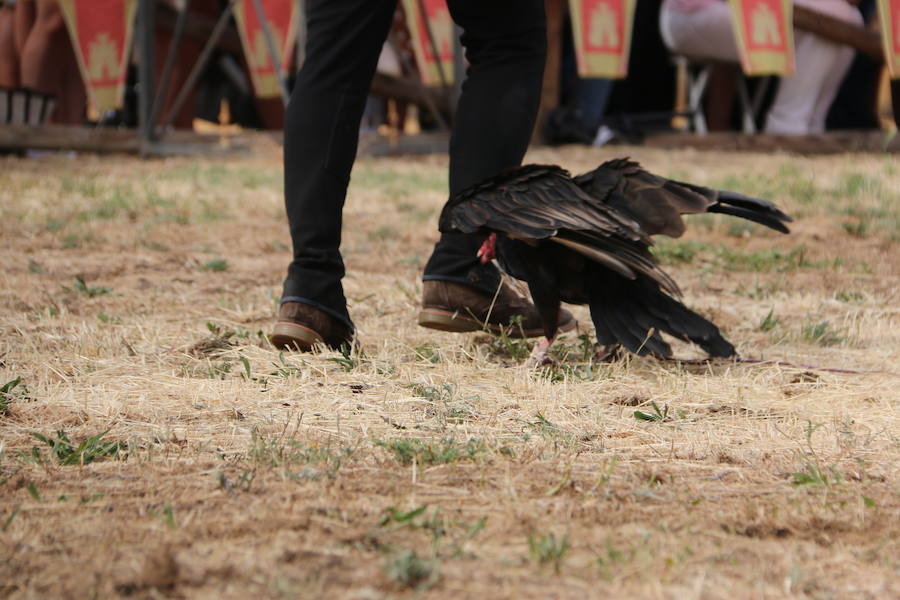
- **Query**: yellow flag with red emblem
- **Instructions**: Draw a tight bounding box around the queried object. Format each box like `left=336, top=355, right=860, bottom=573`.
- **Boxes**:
left=58, top=0, right=137, bottom=115
left=728, top=0, right=795, bottom=75
left=234, top=0, right=298, bottom=98
left=877, top=0, right=900, bottom=78
left=568, top=0, right=636, bottom=79
left=400, top=0, right=455, bottom=86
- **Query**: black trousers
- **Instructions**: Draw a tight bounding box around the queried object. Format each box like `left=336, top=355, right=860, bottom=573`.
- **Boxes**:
left=281, top=0, right=546, bottom=330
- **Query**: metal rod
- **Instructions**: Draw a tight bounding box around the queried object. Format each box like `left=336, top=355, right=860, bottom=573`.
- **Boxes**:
left=137, top=0, right=156, bottom=143
left=160, top=0, right=235, bottom=132
left=415, top=0, right=449, bottom=91
left=451, top=23, right=463, bottom=114
left=149, top=0, right=192, bottom=139
left=295, top=0, right=306, bottom=73
left=250, top=0, right=290, bottom=105
left=387, top=33, right=449, bottom=131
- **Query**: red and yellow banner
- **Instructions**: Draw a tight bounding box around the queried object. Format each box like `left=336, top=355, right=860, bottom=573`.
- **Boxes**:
left=568, top=0, right=636, bottom=79
left=400, top=0, right=455, bottom=87
left=728, top=0, right=795, bottom=76
left=58, top=0, right=137, bottom=114
left=234, top=0, right=298, bottom=98
left=877, top=0, right=900, bottom=78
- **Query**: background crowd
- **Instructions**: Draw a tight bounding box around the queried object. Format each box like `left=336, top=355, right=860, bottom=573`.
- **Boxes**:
left=1, top=0, right=898, bottom=139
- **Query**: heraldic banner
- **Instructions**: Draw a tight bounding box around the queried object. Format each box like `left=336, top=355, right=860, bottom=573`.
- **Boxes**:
left=728, top=0, right=795, bottom=76
left=400, top=0, right=455, bottom=87
left=58, top=0, right=137, bottom=115
left=568, top=0, right=636, bottom=79
left=234, top=0, right=298, bottom=98
left=877, top=0, right=900, bottom=78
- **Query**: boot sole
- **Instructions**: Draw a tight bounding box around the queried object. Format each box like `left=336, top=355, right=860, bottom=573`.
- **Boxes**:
left=418, top=308, right=576, bottom=339
left=270, top=321, right=324, bottom=351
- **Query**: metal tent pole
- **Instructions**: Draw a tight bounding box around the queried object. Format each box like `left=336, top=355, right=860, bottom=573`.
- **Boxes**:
left=137, top=0, right=156, bottom=146
left=148, top=0, right=192, bottom=138
left=250, top=0, right=290, bottom=105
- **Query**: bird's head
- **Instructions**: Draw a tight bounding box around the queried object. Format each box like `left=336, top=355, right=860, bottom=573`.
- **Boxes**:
left=476, top=232, right=497, bottom=264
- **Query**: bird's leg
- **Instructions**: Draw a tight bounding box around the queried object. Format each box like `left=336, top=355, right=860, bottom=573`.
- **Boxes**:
left=526, top=333, right=559, bottom=368
left=523, top=279, right=562, bottom=369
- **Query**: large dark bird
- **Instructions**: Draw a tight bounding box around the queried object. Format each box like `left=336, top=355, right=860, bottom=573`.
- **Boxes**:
left=438, top=161, right=791, bottom=361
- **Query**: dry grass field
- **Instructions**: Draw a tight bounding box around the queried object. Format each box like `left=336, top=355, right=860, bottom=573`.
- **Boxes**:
left=1, top=142, right=898, bottom=599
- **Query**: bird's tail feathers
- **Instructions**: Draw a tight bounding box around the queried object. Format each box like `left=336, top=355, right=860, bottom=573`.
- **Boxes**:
left=587, top=275, right=735, bottom=358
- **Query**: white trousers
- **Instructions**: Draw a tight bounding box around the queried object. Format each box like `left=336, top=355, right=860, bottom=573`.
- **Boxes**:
left=659, top=0, right=862, bottom=135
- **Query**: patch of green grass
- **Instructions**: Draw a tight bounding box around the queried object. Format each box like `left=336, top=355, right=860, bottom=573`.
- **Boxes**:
left=269, top=352, right=304, bottom=378
left=376, top=437, right=484, bottom=466
left=61, top=174, right=100, bottom=197
left=1, top=377, right=28, bottom=415
left=25, top=430, right=124, bottom=466
left=650, top=240, right=705, bottom=264
left=248, top=428, right=354, bottom=479
left=350, top=168, right=446, bottom=198
left=384, top=550, right=437, bottom=589
left=790, top=462, right=841, bottom=487
left=377, top=505, right=487, bottom=562
left=733, top=280, right=780, bottom=300
left=409, top=383, right=479, bottom=426
left=799, top=320, right=846, bottom=347
left=525, top=412, right=576, bottom=444
left=199, top=258, right=229, bottom=272
left=2, top=506, right=21, bottom=532
left=716, top=244, right=819, bottom=272
left=44, top=218, right=66, bottom=233
left=842, top=219, right=870, bottom=238
left=834, top=172, right=880, bottom=198
left=413, top=344, right=441, bottom=363
left=536, top=362, right=609, bottom=383
left=368, top=226, right=395, bottom=241
left=483, top=315, right=532, bottom=360
left=726, top=220, right=758, bottom=237
left=77, top=186, right=136, bottom=221
left=327, top=343, right=364, bottom=372
left=63, top=276, right=111, bottom=298
left=26, top=481, right=41, bottom=501
left=758, top=309, right=779, bottom=332
left=409, top=383, right=455, bottom=403
left=835, top=290, right=865, bottom=304
left=60, top=232, right=99, bottom=249
left=396, top=202, right=434, bottom=222
left=634, top=401, right=683, bottom=423
left=528, top=532, right=569, bottom=574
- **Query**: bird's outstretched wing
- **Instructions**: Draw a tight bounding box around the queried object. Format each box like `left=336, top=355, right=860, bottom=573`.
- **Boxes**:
left=574, top=158, right=792, bottom=237
left=439, top=164, right=679, bottom=296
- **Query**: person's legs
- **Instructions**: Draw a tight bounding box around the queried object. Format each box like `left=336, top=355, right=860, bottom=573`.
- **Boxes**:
left=764, top=32, right=847, bottom=135
left=766, top=0, right=861, bottom=135
left=659, top=3, right=740, bottom=63
left=807, top=43, right=854, bottom=133
left=421, top=0, right=546, bottom=294
left=0, top=3, right=19, bottom=87
left=13, top=0, right=34, bottom=57
left=19, top=0, right=84, bottom=123
left=280, top=0, right=397, bottom=331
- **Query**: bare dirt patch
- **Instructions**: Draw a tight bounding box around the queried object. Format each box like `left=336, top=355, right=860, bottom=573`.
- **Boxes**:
left=1, top=144, right=898, bottom=599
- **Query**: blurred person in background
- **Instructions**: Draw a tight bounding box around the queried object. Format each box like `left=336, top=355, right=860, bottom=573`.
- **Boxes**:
left=0, top=0, right=19, bottom=88
left=659, top=0, right=863, bottom=135
left=17, top=0, right=84, bottom=123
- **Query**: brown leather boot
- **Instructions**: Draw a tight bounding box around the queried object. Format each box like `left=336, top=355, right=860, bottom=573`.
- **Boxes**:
left=270, top=302, right=353, bottom=351
left=418, top=280, right=576, bottom=338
